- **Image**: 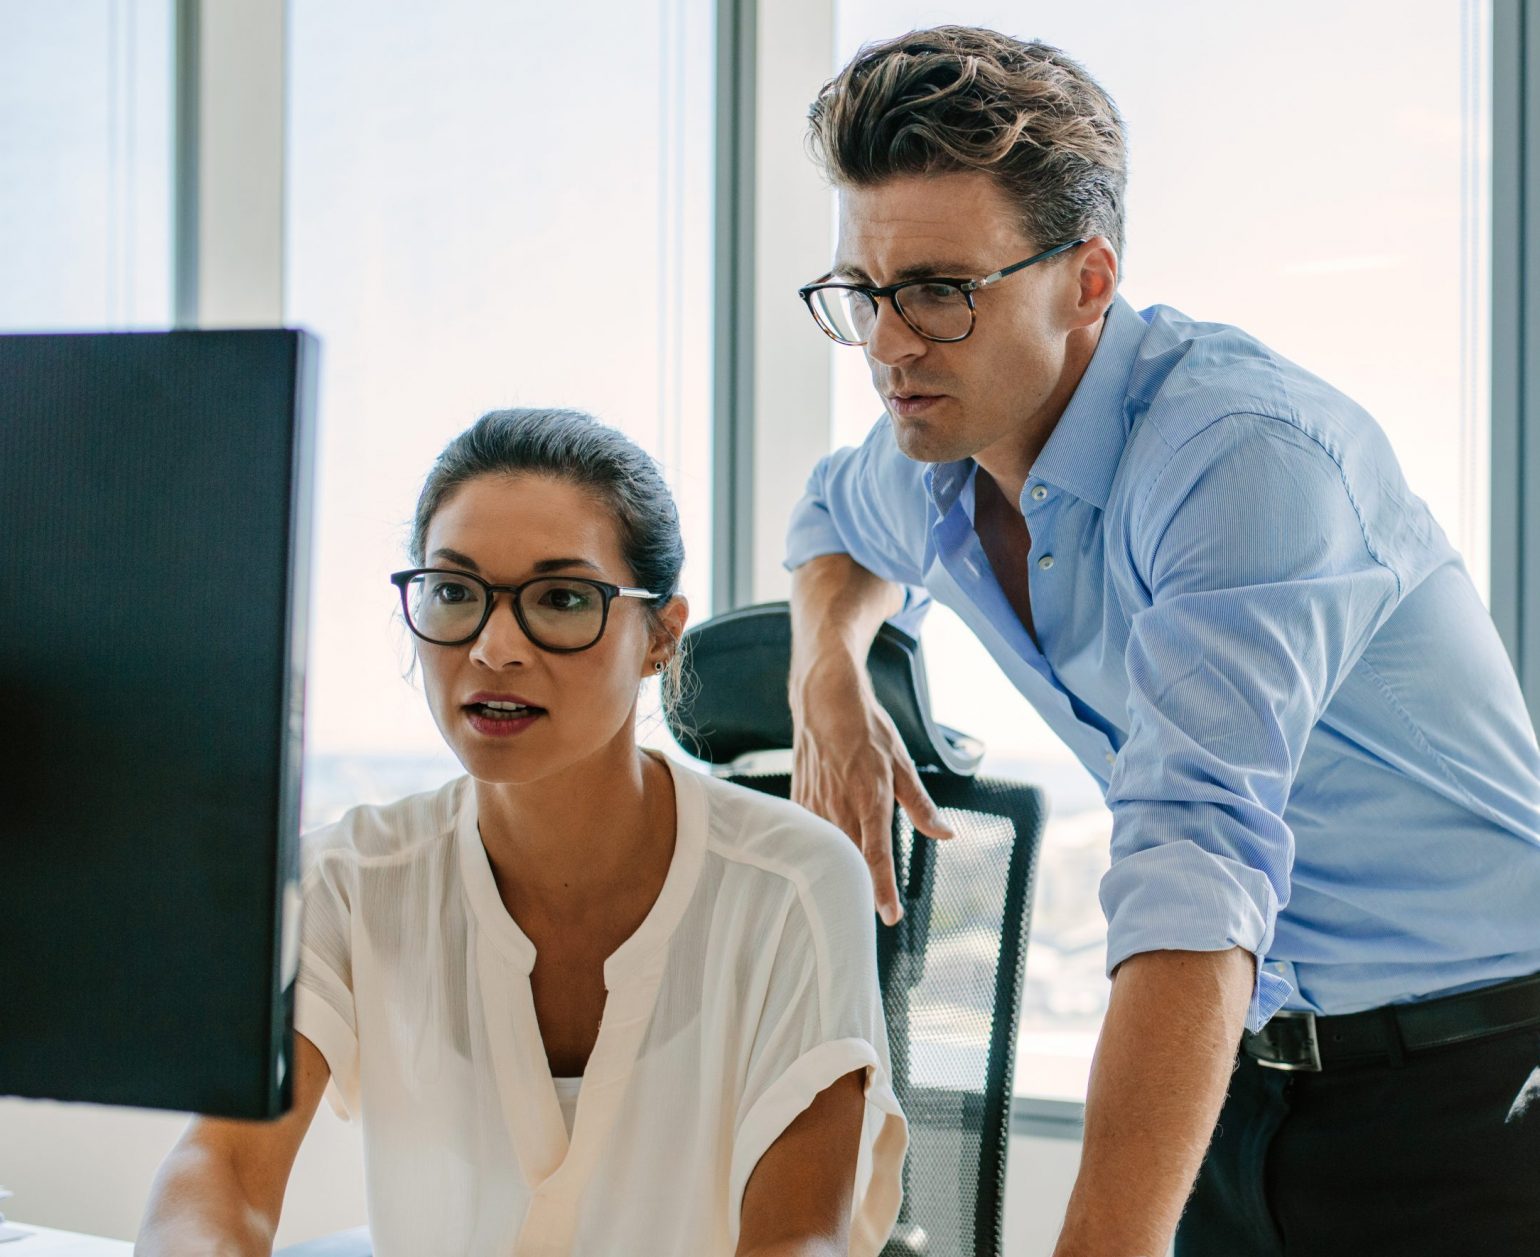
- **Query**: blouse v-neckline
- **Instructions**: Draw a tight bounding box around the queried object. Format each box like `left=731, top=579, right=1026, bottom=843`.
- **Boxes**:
left=454, top=755, right=709, bottom=1206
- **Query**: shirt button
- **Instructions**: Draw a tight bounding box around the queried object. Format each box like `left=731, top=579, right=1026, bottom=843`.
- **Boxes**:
left=1030, top=485, right=1048, bottom=501
left=1105, top=751, right=1116, bottom=766
left=1037, top=555, right=1055, bottom=570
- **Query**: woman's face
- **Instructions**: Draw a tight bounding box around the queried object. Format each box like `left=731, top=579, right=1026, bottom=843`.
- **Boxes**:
left=414, top=472, right=682, bottom=786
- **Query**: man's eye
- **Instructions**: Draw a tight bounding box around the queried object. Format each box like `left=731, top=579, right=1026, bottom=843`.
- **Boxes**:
left=905, top=282, right=962, bottom=306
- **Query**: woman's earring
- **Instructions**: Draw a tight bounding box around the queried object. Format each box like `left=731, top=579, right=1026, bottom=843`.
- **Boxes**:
left=654, top=660, right=665, bottom=673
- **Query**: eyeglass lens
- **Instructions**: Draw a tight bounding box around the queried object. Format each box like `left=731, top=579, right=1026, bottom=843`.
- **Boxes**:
left=403, top=572, right=607, bottom=649
left=811, top=281, right=973, bottom=344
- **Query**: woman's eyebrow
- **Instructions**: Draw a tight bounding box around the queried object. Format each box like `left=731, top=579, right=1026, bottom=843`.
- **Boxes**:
left=428, top=551, right=601, bottom=575
left=430, top=547, right=481, bottom=571
left=532, top=557, right=601, bottom=573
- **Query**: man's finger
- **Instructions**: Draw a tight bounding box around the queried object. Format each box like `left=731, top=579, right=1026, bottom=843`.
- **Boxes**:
left=859, top=803, right=903, bottom=926
left=893, top=758, right=955, bottom=840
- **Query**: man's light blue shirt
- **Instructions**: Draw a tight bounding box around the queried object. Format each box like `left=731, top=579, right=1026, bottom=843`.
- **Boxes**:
left=785, top=295, right=1540, bottom=1031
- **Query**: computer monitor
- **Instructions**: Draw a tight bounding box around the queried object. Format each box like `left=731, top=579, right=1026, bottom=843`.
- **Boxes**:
left=0, top=329, right=317, bottom=1119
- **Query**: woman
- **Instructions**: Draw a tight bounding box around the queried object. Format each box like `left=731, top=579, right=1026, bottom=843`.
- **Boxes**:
left=138, top=409, right=906, bottom=1256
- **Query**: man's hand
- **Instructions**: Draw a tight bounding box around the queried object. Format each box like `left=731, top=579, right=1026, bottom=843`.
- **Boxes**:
left=788, top=555, right=954, bottom=925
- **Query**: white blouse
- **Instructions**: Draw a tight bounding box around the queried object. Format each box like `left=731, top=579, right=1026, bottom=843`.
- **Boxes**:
left=294, top=755, right=907, bottom=1257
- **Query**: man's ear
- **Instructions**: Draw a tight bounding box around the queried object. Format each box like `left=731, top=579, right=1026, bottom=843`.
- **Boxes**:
left=1070, top=235, right=1118, bottom=328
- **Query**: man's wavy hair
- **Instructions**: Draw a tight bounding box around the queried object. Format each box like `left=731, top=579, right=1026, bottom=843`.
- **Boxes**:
left=808, top=26, right=1128, bottom=266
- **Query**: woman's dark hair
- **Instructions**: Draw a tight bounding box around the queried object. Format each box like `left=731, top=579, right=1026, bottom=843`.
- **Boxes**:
left=410, top=407, right=688, bottom=701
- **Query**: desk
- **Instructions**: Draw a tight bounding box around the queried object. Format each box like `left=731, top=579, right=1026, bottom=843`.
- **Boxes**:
left=0, top=1225, right=131, bottom=1255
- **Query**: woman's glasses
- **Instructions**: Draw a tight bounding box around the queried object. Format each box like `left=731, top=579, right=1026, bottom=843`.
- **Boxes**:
left=390, top=568, right=660, bottom=653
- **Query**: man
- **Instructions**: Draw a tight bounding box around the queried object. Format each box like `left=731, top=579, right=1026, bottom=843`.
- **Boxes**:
left=784, top=26, right=1540, bottom=1257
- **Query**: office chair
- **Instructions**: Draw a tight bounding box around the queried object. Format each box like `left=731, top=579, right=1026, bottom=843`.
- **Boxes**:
left=667, top=601, right=1045, bottom=1257
left=280, top=604, right=1045, bottom=1257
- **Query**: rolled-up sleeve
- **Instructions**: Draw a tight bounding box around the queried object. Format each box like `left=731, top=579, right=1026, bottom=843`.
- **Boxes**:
left=783, top=416, right=935, bottom=633
left=295, top=843, right=361, bottom=1118
left=1102, top=414, right=1402, bottom=1030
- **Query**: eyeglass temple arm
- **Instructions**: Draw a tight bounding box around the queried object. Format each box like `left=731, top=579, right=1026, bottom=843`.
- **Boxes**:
left=964, top=238, right=1087, bottom=293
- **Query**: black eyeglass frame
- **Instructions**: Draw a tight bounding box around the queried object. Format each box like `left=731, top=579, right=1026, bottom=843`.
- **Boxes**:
left=389, top=567, right=662, bottom=653
left=797, top=237, right=1087, bottom=346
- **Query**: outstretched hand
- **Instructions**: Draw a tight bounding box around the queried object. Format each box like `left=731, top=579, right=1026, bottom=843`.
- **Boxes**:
left=790, top=653, right=955, bottom=925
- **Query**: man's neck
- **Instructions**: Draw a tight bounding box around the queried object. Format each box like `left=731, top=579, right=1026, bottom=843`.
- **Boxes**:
left=975, top=313, right=1105, bottom=509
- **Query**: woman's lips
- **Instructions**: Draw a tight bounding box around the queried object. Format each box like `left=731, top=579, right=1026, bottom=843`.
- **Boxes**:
left=464, top=706, right=542, bottom=738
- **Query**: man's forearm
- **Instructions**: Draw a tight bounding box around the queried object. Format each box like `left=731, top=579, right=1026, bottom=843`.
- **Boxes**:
left=788, top=554, right=903, bottom=691
left=1053, top=947, right=1253, bottom=1257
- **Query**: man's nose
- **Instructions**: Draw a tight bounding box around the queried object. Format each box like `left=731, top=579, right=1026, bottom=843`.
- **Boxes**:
left=864, top=298, right=927, bottom=366
left=468, top=594, right=538, bottom=668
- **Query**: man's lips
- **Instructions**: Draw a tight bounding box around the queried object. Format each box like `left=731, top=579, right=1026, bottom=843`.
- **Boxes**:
left=886, top=392, right=946, bottom=417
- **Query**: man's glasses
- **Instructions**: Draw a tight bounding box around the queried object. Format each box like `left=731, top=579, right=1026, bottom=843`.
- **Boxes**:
left=390, top=568, right=660, bottom=653
left=798, top=238, right=1085, bottom=346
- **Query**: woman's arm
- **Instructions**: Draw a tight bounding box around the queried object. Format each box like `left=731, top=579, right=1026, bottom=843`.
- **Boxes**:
left=136, top=1032, right=331, bottom=1257
left=736, top=1068, right=867, bottom=1257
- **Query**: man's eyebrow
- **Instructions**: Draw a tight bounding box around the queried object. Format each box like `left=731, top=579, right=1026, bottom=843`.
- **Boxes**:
left=829, top=259, right=980, bottom=284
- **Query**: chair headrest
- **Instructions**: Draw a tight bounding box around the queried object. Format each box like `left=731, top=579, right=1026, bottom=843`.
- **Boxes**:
left=664, top=601, right=984, bottom=777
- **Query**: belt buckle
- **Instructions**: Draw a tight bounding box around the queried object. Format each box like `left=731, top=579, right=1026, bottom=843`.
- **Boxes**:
left=1252, top=1009, right=1323, bottom=1072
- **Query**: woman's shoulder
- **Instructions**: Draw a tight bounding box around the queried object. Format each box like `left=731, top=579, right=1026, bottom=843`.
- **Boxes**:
left=300, top=774, right=470, bottom=879
left=686, top=766, right=874, bottom=917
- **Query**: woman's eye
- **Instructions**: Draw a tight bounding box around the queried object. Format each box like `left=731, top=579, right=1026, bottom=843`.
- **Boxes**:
left=431, top=581, right=475, bottom=604
left=538, top=584, right=593, bottom=612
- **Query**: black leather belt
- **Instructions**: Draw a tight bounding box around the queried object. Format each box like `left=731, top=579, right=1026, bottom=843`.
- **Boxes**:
left=1241, top=972, right=1540, bottom=1072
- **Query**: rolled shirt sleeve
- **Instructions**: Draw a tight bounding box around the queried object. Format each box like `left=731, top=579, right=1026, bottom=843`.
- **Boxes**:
left=294, top=839, right=362, bottom=1119
left=784, top=415, right=935, bottom=636
left=727, top=837, right=907, bottom=1257
left=1102, top=414, right=1402, bottom=1030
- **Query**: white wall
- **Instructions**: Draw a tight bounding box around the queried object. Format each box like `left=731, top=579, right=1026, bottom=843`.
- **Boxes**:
left=0, top=1097, right=366, bottom=1250
left=0, top=1098, right=1079, bottom=1254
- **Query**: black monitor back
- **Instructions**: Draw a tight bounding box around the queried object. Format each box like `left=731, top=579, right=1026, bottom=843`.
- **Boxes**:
left=0, top=329, right=316, bottom=1118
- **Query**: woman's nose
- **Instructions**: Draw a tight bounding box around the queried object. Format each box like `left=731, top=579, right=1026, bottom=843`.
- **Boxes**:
left=467, top=594, right=537, bottom=667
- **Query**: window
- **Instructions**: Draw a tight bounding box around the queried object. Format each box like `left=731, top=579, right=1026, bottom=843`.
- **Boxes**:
left=0, top=1, right=173, bottom=331
left=285, top=0, right=716, bottom=824
left=829, top=0, right=1492, bottom=1100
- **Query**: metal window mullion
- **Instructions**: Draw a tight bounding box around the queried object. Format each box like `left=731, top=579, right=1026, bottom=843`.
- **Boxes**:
left=712, top=0, right=757, bottom=614
left=1523, top=0, right=1540, bottom=729
left=173, top=0, right=285, bottom=330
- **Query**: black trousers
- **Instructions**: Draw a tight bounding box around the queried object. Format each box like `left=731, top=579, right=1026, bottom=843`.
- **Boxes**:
left=1174, top=1024, right=1540, bottom=1256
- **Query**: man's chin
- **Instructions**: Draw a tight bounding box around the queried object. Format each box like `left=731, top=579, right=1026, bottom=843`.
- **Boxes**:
left=890, top=413, right=970, bottom=464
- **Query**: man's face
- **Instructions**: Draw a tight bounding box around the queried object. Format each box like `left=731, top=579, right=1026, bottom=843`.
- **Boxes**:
left=833, top=170, right=1094, bottom=469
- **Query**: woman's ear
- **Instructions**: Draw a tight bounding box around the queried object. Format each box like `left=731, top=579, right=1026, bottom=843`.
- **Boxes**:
left=648, top=594, right=689, bottom=671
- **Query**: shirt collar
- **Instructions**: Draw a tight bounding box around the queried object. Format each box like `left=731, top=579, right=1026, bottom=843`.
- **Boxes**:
left=922, top=295, right=1147, bottom=516
left=1029, top=294, right=1146, bottom=511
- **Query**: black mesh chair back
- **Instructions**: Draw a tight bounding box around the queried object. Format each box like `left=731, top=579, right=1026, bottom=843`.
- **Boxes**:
left=668, top=603, right=1045, bottom=1257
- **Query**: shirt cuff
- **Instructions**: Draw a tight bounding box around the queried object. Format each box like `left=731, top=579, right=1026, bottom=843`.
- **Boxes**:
left=1099, top=840, right=1293, bottom=1033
